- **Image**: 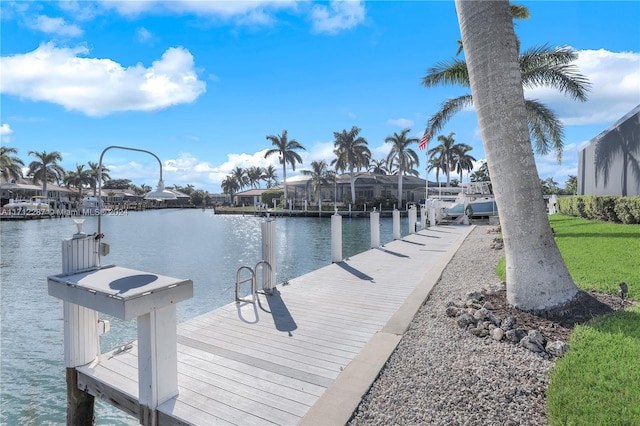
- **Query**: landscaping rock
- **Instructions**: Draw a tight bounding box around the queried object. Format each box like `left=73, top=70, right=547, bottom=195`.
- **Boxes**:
left=546, top=340, right=569, bottom=357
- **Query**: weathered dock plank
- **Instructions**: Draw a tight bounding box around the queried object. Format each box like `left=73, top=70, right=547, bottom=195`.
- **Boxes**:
left=76, top=225, right=472, bottom=425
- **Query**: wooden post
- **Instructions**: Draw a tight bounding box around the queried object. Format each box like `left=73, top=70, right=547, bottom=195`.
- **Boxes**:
left=370, top=210, right=380, bottom=248
left=261, top=219, right=276, bottom=293
left=331, top=213, right=342, bottom=263
left=61, top=229, right=100, bottom=425
left=392, top=209, right=401, bottom=240
left=137, top=305, right=178, bottom=426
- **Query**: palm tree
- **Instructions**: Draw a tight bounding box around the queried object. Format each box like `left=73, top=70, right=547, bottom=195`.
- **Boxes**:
left=427, top=157, right=444, bottom=186
left=264, top=130, right=305, bottom=201
left=452, top=143, right=476, bottom=183
left=564, top=175, right=578, bottom=195
left=385, top=129, right=420, bottom=206
left=64, top=164, right=92, bottom=199
left=455, top=3, right=530, bottom=56
left=470, top=160, right=490, bottom=182
left=456, top=0, right=579, bottom=311
left=331, top=126, right=371, bottom=203
left=263, top=165, right=278, bottom=188
left=368, top=159, right=389, bottom=175
left=221, top=176, right=240, bottom=200
left=231, top=167, right=248, bottom=191
left=0, top=146, right=24, bottom=181
left=427, top=132, right=462, bottom=186
left=301, top=160, right=335, bottom=212
left=246, top=166, right=265, bottom=189
left=594, top=117, right=640, bottom=196
left=27, top=150, right=64, bottom=197
left=88, top=161, right=110, bottom=196
left=422, top=43, right=589, bottom=162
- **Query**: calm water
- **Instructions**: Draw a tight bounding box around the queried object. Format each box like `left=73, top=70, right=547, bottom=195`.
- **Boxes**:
left=0, top=209, right=408, bottom=425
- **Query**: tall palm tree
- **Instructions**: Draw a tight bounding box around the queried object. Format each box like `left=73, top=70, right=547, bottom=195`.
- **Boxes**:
left=452, top=143, right=476, bottom=183
left=88, top=161, right=111, bottom=196
left=246, top=166, right=265, bottom=189
left=368, top=159, right=389, bottom=175
left=263, top=165, right=278, bottom=188
left=331, top=126, right=371, bottom=203
left=64, top=164, right=92, bottom=199
left=422, top=43, right=589, bottom=162
left=231, top=167, right=248, bottom=191
left=264, top=130, right=305, bottom=201
left=455, top=3, right=530, bottom=56
left=0, top=146, right=24, bottom=181
left=427, top=157, right=444, bottom=186
left=27, top=150, right=64, bottom=197
left=594, top=115, right=640, bottom=196
left=385, top=129, right=420, bottom=206
left=301, top=160, right=335, bottom=211
left=456, top=0, right=579, bottom=311
left=221, top=176, right=240, bottom=199
left=427, top=132, right=462, bottom=186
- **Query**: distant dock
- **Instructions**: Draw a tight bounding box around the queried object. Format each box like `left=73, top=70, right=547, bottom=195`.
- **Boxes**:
left=70, top=225, right=472, bottom=425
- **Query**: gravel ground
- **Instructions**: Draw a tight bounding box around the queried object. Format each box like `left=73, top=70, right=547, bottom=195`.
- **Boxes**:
left=349, top=225, right=553, bottom=426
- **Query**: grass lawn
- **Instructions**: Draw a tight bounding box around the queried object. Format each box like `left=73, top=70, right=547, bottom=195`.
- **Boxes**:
left=496, top=214, right=640, bottom=300
left=547, top=305, right=640, bottom=425
left=495, top=214, right=639, bottom=425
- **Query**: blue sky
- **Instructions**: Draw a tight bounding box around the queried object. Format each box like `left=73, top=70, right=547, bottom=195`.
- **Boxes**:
left=1, top=1, right=639, bottom=194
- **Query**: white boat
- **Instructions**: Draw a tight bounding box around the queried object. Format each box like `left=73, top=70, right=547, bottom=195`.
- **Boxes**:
left=2, top=196, right=51, bottom=213
left=442, top=182, right=498, bottom=220
left=81, top=196, right=110, bottom=214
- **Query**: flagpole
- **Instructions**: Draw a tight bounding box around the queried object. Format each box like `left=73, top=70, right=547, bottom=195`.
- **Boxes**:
left=419, top=129, right=430, bottom=205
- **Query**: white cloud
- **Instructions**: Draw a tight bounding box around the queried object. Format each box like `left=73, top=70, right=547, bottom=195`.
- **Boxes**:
left=27, top=15, right=83, bottom=37
left=0, top=43, right=206, bottom=116
left=1, top=123, right=13, bottom=143
left=311, top=0, right=366, bottom=34
left=99, top=0, right=297, bottom=25
left=1, top=124, right=12, bottom=136
left=136, top=27, right=154, bottom=43
left=525, top=49, right=640, bottom=126
left=387, top=118, right=414, bottom=128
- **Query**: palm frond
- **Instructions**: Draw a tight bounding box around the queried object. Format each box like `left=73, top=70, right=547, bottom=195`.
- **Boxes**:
left=525, top=99, right=565, bottom=161
left=520, top=45, right=590, bottom=101
left=421, top=59, right=470, bottom=88
left=427, top=95, right=473, bottom=137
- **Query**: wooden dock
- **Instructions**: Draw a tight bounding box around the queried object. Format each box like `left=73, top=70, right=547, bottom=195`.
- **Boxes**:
left=76, top=225, right=473, bottom=425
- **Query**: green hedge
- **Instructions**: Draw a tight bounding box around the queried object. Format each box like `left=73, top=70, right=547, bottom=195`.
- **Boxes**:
left=557, top=196, right=640, bottom=224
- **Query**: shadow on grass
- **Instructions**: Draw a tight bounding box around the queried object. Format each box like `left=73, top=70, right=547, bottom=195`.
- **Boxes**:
left=556, top=232, right=640, bottom=238
left=586, top=308, right=640, bottom=340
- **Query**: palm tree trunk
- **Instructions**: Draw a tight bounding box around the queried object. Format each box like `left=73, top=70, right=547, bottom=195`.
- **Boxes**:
left=282, top=161, right=288, bottom=202
left=398, top=166, right=404, bottom=206
left=456, top=0, right=578, bottom=311
left=349, top=167, right=356, bottom=203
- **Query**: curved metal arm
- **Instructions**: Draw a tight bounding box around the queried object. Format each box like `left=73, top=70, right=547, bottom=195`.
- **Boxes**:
left=97, top=145, right=165, bottom=243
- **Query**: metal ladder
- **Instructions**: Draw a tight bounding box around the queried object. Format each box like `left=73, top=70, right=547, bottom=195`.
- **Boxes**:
left=235, top=260, right=273, bottom=303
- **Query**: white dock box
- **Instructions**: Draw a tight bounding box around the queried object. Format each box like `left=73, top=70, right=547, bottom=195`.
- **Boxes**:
left=48, top=265, right=193, bottom=320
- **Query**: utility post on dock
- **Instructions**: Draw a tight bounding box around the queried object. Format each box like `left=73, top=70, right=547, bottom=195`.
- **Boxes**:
left=59, top=220, right=100, bottom=425
left=49, top=221, right=193, bottom=426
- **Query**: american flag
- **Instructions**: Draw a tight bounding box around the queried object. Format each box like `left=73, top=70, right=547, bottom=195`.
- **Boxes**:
left=418, top=130, right=430, bottom=150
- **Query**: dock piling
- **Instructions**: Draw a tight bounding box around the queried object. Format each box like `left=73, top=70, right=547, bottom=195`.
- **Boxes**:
left=61, top=226, right=100, bottom=425
left=331, top=213, right=342, bottom=262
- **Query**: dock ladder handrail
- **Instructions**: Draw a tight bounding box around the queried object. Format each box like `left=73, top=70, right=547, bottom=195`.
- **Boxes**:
left=235, top=260, right=273, bottom=303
